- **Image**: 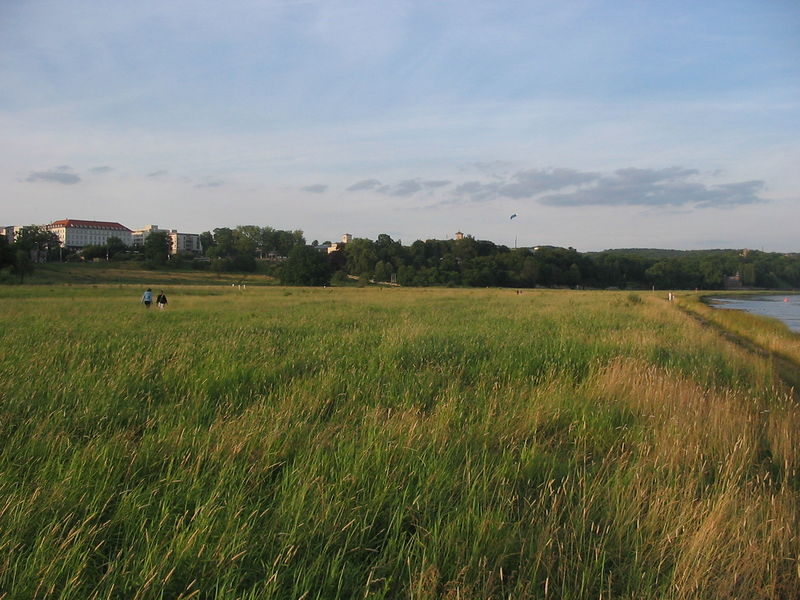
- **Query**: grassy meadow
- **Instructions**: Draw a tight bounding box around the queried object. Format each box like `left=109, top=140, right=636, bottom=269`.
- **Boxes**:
left=0, top=285, right=798, bottom=599
left=13, top=262, right=276, bottom=287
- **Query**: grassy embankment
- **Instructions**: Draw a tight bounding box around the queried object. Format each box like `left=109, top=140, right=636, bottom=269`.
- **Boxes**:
left=0, top=286, right=798, bottom=599
left=677, top=293, right=800, bottom=367
left=17, top=261, right=275, bottom=286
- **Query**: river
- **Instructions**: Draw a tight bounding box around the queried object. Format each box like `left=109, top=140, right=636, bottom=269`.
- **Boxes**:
left=709, top=294, right=800, bottom=333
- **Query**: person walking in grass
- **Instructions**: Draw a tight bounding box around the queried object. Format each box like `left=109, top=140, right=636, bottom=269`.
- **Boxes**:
left=141, top=288, right=153, bottom=308
left=156, top=290, right=168, bottom=310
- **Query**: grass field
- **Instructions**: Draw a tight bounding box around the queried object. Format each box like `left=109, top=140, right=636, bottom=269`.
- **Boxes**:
left=0, top=286, right=798, bottom=599
left=10, top=262, right=276, bottom=287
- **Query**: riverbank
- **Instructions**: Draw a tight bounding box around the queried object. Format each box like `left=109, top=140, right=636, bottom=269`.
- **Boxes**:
left=677, top=292, right=800, bottom=380
left=707, top=294, right=800, bottom=332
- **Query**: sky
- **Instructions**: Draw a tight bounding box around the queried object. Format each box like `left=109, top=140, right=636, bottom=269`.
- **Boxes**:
left=1, top=0, right=798, bottom=251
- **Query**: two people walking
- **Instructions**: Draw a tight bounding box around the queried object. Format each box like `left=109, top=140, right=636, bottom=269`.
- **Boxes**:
left=141, top=288, right=168, bottom=309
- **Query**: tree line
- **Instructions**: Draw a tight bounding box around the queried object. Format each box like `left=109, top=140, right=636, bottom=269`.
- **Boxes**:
left=2, top=224, right=799, bottom=289
left=312, top=235, right=800, bottom=290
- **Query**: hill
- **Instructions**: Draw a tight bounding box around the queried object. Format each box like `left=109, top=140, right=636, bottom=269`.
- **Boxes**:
left=22, top=262, right=276, bottom=286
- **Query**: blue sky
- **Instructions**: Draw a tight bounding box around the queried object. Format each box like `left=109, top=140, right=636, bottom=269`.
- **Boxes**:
left=2, top=0, right=798, bottom=250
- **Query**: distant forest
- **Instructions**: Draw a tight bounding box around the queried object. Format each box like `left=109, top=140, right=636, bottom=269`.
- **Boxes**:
left=3, top=225, right=799, bottom=290
left=199, top=227, right=800, bottom=290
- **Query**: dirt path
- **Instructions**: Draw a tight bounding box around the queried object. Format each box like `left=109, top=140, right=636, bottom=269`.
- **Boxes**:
left=676, top=302, right=800, bottom=399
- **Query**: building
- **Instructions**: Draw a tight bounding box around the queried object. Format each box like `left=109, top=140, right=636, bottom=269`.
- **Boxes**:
left=327, top=233, right=352, bottom=254
left=454, top=231, right=465, bottom=240
left=47, top=219, right=133, bottom=249
left=131, top=225, right=166, bottom=247
left=0, top=226, right=22, bottom=244
left=168, top=230, right=202, bottom=254
left=132, top=225, right=202, bottom=254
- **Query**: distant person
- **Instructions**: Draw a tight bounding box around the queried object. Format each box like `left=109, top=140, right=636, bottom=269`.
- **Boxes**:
left=156, top=290, right=168, bottom=310
left=141, top=288, right=153, bottom=308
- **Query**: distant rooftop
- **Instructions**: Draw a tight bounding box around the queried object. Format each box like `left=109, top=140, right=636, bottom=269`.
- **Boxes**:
left=50, top=219, right=132, bottom=231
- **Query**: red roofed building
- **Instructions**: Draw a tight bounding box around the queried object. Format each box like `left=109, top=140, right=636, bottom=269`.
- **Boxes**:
left=47, top=219, right=133, bottom=249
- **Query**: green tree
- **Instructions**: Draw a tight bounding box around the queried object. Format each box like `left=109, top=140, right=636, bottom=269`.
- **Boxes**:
left=209, top=228, right=236, bottom=258
left=0, top=236, right=14, bottom=270
left=199, top=231, right=215, bottom=255
left=144, top=231, right=171, bottom=266
left=14, top=226, right=61, bottom=262
left=520, top=257, right=539, bottom=287
left=274, top=230, right=305, bottom=256
left=280, top=245, right=330, bottom=286
left=373, top=260, right=391, bottom=282
left=81, top=245, right=107, bottom=260
left=741, top=263, right=756, bottom=287
left=345, top=238, right=377, bottom=278
left=566, top=263, right=582, bottom=287
left=13, top=250, right=34, bottom=283
left=106, top=236, right=128, bottom=258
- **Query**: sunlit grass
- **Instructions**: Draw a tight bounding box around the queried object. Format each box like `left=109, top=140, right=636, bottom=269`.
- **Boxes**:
left=678, top=293, right=800, bottom=366
left=19, top=262, right=276, bottom=286
left=0, top=286, right=797, bottom=598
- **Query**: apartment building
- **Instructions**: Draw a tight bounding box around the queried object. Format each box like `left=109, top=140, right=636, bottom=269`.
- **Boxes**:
left=47, top=219, right=133, bottom=249
left=132, top=225, right=202, bottom=254
left=131, top=225, right=166, bottom=247
left=169, top=230, right=202, bottom=254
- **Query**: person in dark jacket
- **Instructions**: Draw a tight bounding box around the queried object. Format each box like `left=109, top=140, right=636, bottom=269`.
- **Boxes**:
left=156, top=290, right=168, bottom=310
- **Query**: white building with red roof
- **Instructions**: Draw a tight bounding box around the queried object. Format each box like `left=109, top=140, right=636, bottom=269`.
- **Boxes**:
left=47, top=219, right=133, bottom=249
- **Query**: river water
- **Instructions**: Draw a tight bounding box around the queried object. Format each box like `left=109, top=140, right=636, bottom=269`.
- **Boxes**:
left=709, top=294, right=800, bottom=333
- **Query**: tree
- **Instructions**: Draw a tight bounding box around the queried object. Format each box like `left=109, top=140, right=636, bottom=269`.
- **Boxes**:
left=274, top=230, right=305, bottom=256
left=373, top=260, right=391, bottom=282
left=106, top=236, right=127, bottom=258
left=14, top=226, right=61, bottom=262
left=520, top=257, right=539, bottom=287
left=82, top=236, right=127, bottom=261
left=280, top=245, right=331, bottom=286
left=82, top=244, right=107, bottom=260
left=0, top=236, right=13, bottom=270
left=144, top=231, right=171, bottom=265
left=208, top=228, right=236, bottom=258
left=13, top=250, right=34, bottom=283
left=741, top=263, right=756, bottom=287
left=345, top=238, right=377, bottom=278
left=566, top=263, right=582, bottom=287
left=199, top=231, right=215, bottom=255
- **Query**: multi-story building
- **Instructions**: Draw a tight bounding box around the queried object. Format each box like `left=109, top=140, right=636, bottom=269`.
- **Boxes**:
left=168, top=230, right=202, bottom=254
left=132, top=225, right=202, bottom=254
left=47, top=219, right=133, bottom=249
left=0, top=226, right=22, bottom=244
left=131, top=225, right=167, bottom=247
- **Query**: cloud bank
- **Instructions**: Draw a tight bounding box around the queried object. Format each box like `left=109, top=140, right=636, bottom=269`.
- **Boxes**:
left=346, top=179, right=383, bottom=191
left=301, top=184, right=328, bottom=193
left=26, top=169, right=81, bottom=184
left=450, top=167, right=765, bottom=209
left=194, top=181, right=224, bottom=188
left=346, top=178, right=452, bottom=196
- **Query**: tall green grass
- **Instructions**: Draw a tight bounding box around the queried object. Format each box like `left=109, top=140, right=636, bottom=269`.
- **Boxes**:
left=678, top=293, right=800, bottom=367
left=0, top=287, right=797, bottom=598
